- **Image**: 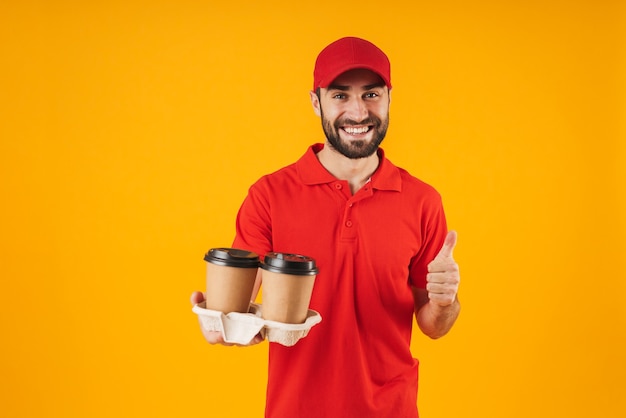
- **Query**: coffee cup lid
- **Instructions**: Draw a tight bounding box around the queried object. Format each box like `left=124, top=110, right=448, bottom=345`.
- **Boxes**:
left=204, top=248, right=260, bottom=268
left=261, top=252, right=319, bottom=276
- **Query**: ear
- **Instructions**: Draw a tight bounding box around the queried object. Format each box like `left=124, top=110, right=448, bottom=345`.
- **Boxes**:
left=310, top=90, right=321, bottom=117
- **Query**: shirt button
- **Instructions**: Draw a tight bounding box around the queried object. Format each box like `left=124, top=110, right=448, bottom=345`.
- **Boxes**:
left=345, top=220, right=353, bottom=227
left=335, top=183, right=342, bottom=189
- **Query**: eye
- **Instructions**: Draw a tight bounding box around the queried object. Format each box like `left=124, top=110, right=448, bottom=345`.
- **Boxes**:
left=364, top=92, right=379, bottom=99
left=332, top=93, right=347, bottom=99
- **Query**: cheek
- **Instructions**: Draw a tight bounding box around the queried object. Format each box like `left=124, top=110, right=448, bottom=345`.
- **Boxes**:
left=320, top=107, right=341, bottom=126
left=369, top=102, right=389, bottom=116
left=320, top=105, right=340, bottom=120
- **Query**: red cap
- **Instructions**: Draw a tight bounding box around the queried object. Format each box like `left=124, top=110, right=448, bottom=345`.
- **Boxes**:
left=313, top=37, right=391, bottom=90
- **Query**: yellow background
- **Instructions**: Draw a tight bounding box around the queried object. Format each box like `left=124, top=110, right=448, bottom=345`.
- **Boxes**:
left=1, top=1, right=624, bottom=417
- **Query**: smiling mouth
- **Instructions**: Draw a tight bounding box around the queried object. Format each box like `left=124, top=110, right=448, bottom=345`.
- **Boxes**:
left=342, top=126, right=372, bottom=135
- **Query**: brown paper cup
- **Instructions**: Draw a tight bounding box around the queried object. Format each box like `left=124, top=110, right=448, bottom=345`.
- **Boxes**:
left=203, top=248, right=259, bottom=314
left=260, top=253, right=318, bottom=324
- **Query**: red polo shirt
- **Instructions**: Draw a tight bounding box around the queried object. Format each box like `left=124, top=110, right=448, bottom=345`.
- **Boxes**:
left=233, top=144, right=448, bottom=418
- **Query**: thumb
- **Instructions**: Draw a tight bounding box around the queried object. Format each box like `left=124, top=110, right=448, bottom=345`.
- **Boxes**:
left=435, top=230, right=457, bottom=259
left=190, top=291, right=205, bottom=306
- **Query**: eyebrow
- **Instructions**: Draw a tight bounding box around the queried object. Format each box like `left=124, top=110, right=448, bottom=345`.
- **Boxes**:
left=326, top=82, right=386, bottom=91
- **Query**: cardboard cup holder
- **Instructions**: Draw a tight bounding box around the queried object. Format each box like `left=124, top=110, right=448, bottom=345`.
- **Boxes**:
left=192, top=301, right=321, bottom=347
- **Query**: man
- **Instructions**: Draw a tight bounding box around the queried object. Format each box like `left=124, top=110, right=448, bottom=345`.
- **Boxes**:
left=191, top=36, right=460, bottom=418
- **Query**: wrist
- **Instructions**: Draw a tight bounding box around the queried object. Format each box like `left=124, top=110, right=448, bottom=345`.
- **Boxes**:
left=428, top=296, right=459, bottom=314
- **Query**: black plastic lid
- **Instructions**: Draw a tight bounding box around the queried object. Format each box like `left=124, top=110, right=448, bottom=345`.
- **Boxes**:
left=261, top=252, right=318, bottom=276
left=204, top=248, right=260, bottom=268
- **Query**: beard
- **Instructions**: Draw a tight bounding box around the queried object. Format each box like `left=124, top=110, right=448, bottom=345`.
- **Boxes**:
left=320, top=107, right=389, bottom=159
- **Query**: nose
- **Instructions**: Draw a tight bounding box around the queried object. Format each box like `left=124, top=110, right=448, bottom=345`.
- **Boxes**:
left=345, top=97, right=369, bottom=122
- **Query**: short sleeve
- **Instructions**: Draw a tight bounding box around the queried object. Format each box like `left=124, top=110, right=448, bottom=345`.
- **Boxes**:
left=408, top=193, right=448, bottom=289
left=232, top=177, right=274, bottom=258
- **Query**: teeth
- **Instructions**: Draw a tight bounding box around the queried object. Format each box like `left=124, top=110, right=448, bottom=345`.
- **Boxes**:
left=344, top=126, right=369, bottom=134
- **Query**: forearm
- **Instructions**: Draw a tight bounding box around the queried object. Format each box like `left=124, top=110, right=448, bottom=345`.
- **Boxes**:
left=416, top=297, right=460, bottom=339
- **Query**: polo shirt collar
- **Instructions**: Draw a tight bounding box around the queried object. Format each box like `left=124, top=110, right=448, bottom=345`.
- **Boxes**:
left=297, top=143, right=402, bottom=191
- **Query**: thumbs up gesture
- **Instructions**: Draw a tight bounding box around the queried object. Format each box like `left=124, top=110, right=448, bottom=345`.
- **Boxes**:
left=426, top=231, right=460, bottom=307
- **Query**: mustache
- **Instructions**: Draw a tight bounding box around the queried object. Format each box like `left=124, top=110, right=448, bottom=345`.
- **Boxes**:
left=335, top=116, right=381, bottom=127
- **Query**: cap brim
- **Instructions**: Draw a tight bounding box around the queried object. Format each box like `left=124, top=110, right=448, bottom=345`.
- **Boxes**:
left=317, top=64, right=392, bottom=89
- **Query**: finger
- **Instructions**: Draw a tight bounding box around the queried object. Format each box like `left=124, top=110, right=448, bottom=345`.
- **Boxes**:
left=427, top=271, right=460, bottom=285
left=435, top=230, right=457, bottom=260
left=251, top=333, right=265, bottom=345
left=426, top=280, right=458, bottom=297
left=427, top=291, right=457, bottom=307
left=427, top=280, right=459, bottom=294
left=208, top=332, right=232, bottom=346
left=190, top=291, right=205, bottom=306
left=200, top=327, right=232, bottom=346
left=427, top=255, right=459, bottom=273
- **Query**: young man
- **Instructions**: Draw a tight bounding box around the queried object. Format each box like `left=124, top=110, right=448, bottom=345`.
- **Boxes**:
left=191, top=36, right=460, bottom=418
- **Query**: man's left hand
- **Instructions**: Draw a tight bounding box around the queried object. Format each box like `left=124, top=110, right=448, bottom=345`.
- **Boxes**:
left=426, top=230, right=460, bottom=307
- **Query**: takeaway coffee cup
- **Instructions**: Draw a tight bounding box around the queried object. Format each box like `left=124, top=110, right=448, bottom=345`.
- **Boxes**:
left=203, top=248, right=259, bottom=314
left=260, top=252, right=318, bottom=324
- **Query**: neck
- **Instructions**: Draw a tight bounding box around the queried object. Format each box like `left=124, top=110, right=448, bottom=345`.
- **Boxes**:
left=317, top=143, right=380, bottom=194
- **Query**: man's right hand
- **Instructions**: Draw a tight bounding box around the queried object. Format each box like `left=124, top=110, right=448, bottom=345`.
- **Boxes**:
left=190, top=291, right=264, bottom=346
